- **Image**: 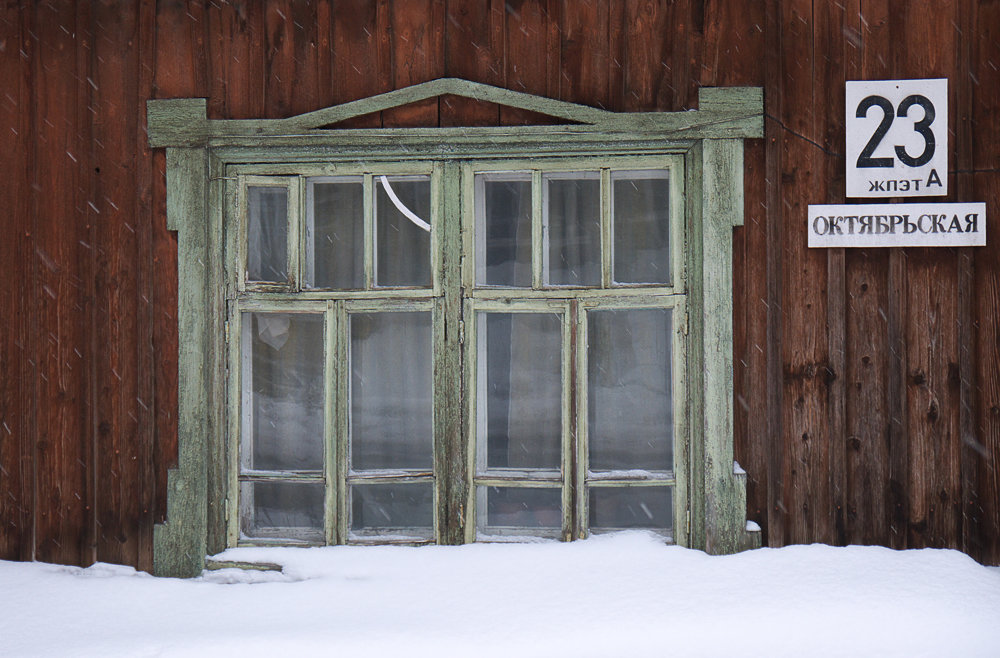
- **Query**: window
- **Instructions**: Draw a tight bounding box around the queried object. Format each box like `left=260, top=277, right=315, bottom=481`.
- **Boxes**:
left=147, top=79, right=762, bottom=575
left=229, top=158, right=686, bottom=545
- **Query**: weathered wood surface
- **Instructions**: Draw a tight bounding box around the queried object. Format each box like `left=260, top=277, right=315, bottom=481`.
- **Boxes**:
left=1, top=0, right=999, bottom=569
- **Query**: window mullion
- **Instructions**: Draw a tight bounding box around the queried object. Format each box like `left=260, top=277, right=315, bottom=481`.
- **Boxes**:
left=600, top=168, right=612, bottom=288
left=323, top=300, right=337, bottom=545
left=334, top=300, right=348, bottom=544
left=363, top=173, right=374, bottom=290
left=573, top=300, right=587, bottom=540
left=532, top=170, right=543, bottom=288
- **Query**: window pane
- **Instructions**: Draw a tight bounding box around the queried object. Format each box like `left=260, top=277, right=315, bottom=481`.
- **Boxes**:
left=545, top=173, right=600, bottom=286
left=613, top=171, right=670, bottom=284
left=351, top=312, right=433, bottom=470
left=587, top=308, right=673, bottom=471
left=477, top=174, right=532, bottom=287
left=351, top=483, right=434, bottom=532
left=307, top=179, right=364, bottom=289
left=480, top=312, right=562, bottom=470
left=241, top=481, right=324, bottom=538
left=243, top=312, right=324, bottom=472
left=375, top=176, right=431, bottom=287
left=247, top=186, right=288, bottom=283
left=589, top=486, right=672, bottom=531
left=482, top=487, right=562, bottom=529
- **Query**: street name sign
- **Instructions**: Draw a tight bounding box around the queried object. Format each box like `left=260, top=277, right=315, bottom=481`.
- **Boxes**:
left=808, top=202, right=985, bottom=248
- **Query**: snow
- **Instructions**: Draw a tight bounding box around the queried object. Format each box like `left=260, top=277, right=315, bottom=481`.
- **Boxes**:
left=2, top=532, right=998, bottom=657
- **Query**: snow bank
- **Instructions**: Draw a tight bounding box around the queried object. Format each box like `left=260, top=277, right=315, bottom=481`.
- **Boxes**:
left=1, top=532, right=998, bottom=657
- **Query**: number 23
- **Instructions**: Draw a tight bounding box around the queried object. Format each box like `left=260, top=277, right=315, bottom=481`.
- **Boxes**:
left=855, top=94, right=936, bottom=168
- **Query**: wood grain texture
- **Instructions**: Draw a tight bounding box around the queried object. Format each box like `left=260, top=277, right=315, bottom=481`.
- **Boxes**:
left=2, top=0, right=1000, bottom=569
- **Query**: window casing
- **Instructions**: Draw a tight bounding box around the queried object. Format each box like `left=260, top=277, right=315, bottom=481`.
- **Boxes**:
left=147, top=79, right=762, bottom=576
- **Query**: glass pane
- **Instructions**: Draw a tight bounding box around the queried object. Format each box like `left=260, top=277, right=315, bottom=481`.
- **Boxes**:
left=351, top=483, right=434, bottom=532
left=477, top=174, right=532, bottom=287
left=247, top=186, right=288, bottom=283
left=243, top=312, right=324, bottom=472
left=242, top=481, right=324, bottom=538
left=587, top=308, right=673, bottom=471
left=480, top=312, right=562, bottom=470
left=375, top=176, right=431, bottom=287
left=589, top=486, right=672, bottom=531
left=482, top=487, right=562, bottom=529
left=613, top=171, right=670, bottom=284
left=351, top=312, right=433, bottom=470
left=307, top=178, right=364, bottom=289
left=545, top=173, right=600, bottom=286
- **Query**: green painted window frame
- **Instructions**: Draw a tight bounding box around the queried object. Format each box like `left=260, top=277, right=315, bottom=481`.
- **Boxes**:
left=147, top=78, right=763, bottom=577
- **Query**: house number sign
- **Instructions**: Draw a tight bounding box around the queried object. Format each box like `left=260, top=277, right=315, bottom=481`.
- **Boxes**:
left=845, top=78, right=947, bottom=198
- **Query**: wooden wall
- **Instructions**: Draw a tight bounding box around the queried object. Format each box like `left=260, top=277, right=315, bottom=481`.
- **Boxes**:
left=1, top=0, right=997, bottom=571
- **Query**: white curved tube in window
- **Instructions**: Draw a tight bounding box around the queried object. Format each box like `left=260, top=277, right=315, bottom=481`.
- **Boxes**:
left=379, top=175, right=431, bottom=232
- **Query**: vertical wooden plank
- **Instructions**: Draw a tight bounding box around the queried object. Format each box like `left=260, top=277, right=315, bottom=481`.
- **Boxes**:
left=558, top=0, right=610, bottom=109
left=892, top=0, right=962, bottom=551
left=206, top=1, right=265, bottom=120
left=954, top=0, right=977, bottom=560
left=849, top=0, right=894, bottom=548
left=330, top=0, right=389, bottom=127
left=773, top=0, right=827, bottom=547
left=263, top=1, right=298, bottom=118
left=620, top=0, right=675, bottom=112
left=813, top=0, right=853, bottom=547
left=90, top=0, right=142, bottom=568
left=762, top=0, right=785, bottom=547
left=500, top=0, right=560, bottom=125
left=382, top=0, right=445, bottom=127
left=0, top=1, right=33, bottom=562
left=134, top=0, right=158, bottom=573
left=441, top=0, right=502, bottom=126
left=969, top=0, right=1000, bottom=566
left=29, top=0, right=94, bottom=567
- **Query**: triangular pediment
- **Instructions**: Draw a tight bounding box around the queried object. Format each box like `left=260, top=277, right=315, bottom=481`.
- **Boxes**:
left=283, top=78, right=614, bottom=131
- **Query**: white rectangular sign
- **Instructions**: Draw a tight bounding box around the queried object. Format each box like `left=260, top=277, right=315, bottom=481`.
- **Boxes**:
left=808, top=202, right=985, bottom=248
left=846, top=78, right=947, bottom=198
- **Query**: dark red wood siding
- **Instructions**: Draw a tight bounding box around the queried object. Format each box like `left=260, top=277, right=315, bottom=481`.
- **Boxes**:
left=1, top=0, right=998, bottom=570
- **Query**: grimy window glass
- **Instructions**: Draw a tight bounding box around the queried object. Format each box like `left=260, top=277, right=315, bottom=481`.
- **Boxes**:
left=587, top=308, right=673, bottom=472
left=350, top=311, right=433, bottom=471
left=612, top=170, right=671, bottom=285
left=242, top=312, right=325, bottom=473
left=476, top=173, right=532, bottom=288
left=375, top=175, right=432, bottom=288
left=480, top=312, right=562, bottom=470
left=543, top=172, right=601, bottom=286
left=246, top=186, right=288, bottom=283
left=306, top=177, right=364, bottom=289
